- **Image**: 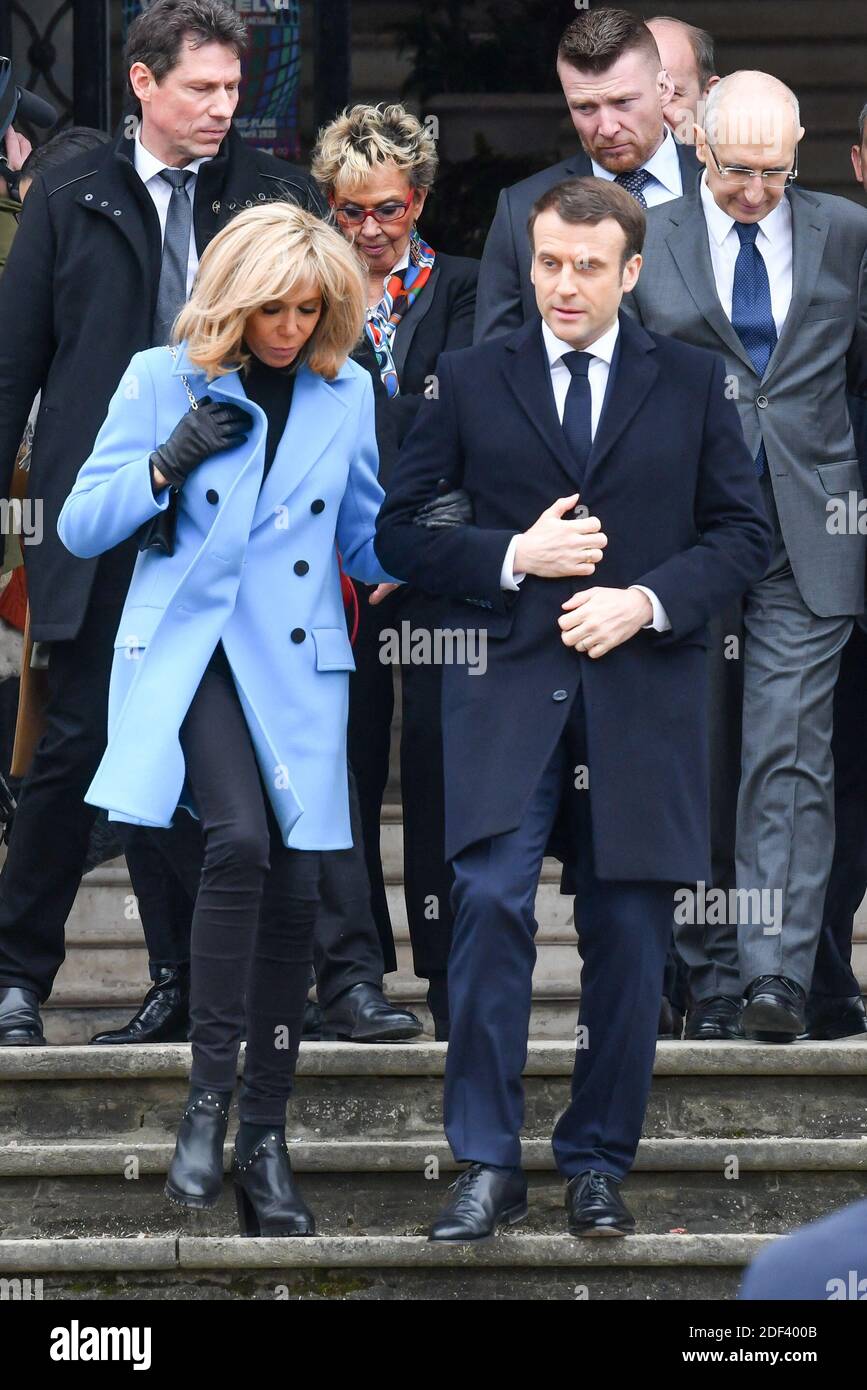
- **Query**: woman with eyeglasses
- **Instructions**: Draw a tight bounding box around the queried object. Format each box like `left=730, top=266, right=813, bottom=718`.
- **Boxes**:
left=309, top=104, right=479, bottom=1042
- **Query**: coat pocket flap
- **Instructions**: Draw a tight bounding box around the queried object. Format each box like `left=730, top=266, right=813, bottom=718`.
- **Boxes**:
left=801, top=299, right=851, bottom=323
left=815, top=460, right=862, bottom=495
left=312, top=626, right=356, bottom=671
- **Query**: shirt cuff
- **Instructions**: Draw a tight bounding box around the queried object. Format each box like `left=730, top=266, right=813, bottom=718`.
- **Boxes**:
left=500, top=534, right=526, bottom=590
left=630, top=585, right=671, bottom=633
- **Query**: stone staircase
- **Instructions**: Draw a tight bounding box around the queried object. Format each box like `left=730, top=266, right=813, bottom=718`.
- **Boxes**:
left=1, top=1040, right=865, bottom=1299
left=0, top=808, right=865, bottom=1299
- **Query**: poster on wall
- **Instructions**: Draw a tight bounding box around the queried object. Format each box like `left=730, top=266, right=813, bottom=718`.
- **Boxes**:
left=122, top=0, right=301, bottom=160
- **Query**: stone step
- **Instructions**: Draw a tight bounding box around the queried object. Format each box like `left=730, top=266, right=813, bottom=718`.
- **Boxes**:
left=3, top=1041, right=865, bottom=1141
left=0, top=1232, right=773, bottom=1300
left=5, top=1164, right=866, bottom=1245
left=38, top=996, right=582, bottom=1045
left=4, top=1134, right=865, bottom=1176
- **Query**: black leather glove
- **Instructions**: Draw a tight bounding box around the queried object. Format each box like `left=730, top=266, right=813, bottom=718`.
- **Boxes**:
left=413, top=486, right=474, bottom=529
left=150, top=397, right=254, bottom=488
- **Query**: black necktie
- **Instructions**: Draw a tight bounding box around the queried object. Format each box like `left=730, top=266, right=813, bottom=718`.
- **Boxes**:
left=153, top=167, right=194, bottom=346
left=561, top=351, right=594, bottom=490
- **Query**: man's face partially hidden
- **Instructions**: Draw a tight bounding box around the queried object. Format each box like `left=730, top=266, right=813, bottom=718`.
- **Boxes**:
left=531, top=210, right=642, bottom=350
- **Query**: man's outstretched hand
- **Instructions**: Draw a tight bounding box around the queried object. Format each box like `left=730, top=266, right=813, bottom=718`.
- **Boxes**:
left=559, top=587, right=652, bottom=659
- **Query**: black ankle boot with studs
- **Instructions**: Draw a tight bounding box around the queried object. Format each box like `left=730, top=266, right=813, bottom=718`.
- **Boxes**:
left=231, top=1127, right=315, bottom=1237
left=165, top=1086, right=232, bottom=1210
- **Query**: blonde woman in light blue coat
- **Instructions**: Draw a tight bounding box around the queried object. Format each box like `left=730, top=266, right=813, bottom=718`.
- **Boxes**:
left=58, top=203, right=397, bottom=1235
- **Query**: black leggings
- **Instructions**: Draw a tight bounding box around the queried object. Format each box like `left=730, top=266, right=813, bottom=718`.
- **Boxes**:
left=178, top=660, right=320, bottom=1124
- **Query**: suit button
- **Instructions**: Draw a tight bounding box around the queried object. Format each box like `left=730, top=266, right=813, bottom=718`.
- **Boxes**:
left=294, top=560, right=309, bottom=575
left=552, top=689, right=568, bottom=702
left=756, top=395, right=769, bottom=409
left=206, top=489, right=219, bottom=504
left=436, top=477, right=450, bottom=495
left=291, top=628, right=306, bottom=643
left=310, top=499, right=325, bottom=514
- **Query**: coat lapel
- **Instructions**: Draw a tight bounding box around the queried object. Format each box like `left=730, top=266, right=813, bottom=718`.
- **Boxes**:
left=169, top=348, right=268, bottom=517
left=500, top=320, right=584, bottom=491
left=583, top=314, right=659, bottom=484
left=761, top=189, right=830, bottom=387
left=248, top=365, right=350, bottom=529
left=662, top=196, right=756, bottom=374
left=392, top=264, right=440, bottom=379
left=169, top=350, right=351, bottom=528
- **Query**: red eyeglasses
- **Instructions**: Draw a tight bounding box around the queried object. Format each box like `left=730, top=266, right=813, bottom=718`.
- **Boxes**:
left=329, top=192, right=414, bottom=226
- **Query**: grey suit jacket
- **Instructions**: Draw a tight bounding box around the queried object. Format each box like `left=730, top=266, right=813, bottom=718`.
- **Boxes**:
left=626, top=185, right=867, bottom=618
left=474, top=142, right=701, bottom=344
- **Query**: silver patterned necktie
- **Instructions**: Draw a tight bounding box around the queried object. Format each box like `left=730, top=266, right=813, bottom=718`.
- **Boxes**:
left=152, top=167, right=194, bottom=346
left=613, top=168, right=653, bottom=209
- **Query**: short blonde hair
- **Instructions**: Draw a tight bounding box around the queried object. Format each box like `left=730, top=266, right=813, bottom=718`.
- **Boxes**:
left=173, top=202, right=366, bottom=380
left=311, top=103, right=439, bottom=198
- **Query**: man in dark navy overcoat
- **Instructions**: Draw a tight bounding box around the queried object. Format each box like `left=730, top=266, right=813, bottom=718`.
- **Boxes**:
left=376, top=178, right=772, bottom=1239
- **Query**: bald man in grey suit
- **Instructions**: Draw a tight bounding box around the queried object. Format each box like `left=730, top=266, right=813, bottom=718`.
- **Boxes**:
left=626, top=73, right=867, bottom=1040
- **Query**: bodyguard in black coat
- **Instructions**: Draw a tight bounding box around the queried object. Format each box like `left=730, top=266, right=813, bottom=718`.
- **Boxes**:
left=376, top=180, right=771, bottom=1239
left=0, top=1, right=321, bottom=1046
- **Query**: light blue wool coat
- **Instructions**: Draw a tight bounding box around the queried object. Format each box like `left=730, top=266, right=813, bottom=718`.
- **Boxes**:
left=57, top=342, right=393, bottom=850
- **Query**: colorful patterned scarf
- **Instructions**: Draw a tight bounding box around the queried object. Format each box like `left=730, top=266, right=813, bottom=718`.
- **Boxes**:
left=364, top=227, right=436, bottom=398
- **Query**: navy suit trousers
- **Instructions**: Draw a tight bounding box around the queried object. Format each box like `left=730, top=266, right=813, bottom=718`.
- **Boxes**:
left=445, top=689, right=674, bottom=1178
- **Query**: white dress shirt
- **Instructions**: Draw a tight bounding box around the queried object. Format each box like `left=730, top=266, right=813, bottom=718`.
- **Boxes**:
left=699, top=172, right=793, bottom=335
left=133, top=129, right=211, bottom=298
left=591, top=126, right=684, bottom=207
left=500, top=318, right=670, bottom=632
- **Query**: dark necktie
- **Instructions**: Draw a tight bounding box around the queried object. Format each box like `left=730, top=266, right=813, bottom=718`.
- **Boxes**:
left=561, top=351, right=594, bottom=490
left=153, top=167, right=194, bottom=346
left=731, top=221, right=777, bottom=475
left=614, top=168, right=653, bottom=208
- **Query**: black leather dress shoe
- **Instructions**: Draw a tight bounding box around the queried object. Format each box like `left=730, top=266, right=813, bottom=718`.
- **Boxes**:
left=428, top=1163, right=528, bottom=1242
left=320, top=982, right=423, bottom=1042
left=90, top=967, right=190, bottom=1045
left=799, top=994, right=867, bottom=1041
left=0, top=987, right=45, bottom=1046
left=657, top=996, right=684, bottom=1039
left=742, top=975, right=806, bottom=1041
left=684, top=995, right=744, bottom=1040
left=232, top=1132, right=315, bottom=1236
left=164, top=1088, right=231, bottom=1209
left=566, top=1170, right=635, bottom=1238
left=301, top=999, right=324, bottom=1040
